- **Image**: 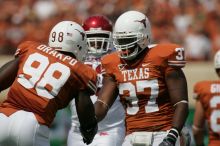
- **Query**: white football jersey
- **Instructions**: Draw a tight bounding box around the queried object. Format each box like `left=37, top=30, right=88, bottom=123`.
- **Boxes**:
left=69, top=55, right=125, bottom=131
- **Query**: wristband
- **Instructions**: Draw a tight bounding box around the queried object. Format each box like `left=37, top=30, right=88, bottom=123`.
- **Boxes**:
left=166, top=128, right=179, bottom=144
left=97, top=99, right=109, bottom=111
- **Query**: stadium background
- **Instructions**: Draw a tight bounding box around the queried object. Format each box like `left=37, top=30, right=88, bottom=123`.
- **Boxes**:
left=0, top=0, right=220, bottom=145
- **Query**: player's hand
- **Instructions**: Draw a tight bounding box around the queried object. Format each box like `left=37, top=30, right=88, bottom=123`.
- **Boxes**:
left=80, top=122, right=98, bottom=145
left=159, top=138, right=175, bottom=146
left=159, top=128, right=179, bottom=146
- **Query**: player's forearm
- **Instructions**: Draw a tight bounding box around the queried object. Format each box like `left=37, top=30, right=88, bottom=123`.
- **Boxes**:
left=192, top=125, right=205, bottom=146
left=76, top=91, right=97, bottom=128
left=193, top=130, right=204, bottom=146
left=172, top=103, right=189, bottom=133
left=94, top=101, right=109, bottom=122
left=165, top=68, right=189, bottom=132
left=160, top=103, right=189, bottom=146
left=95, top=76, right=118, bottom=122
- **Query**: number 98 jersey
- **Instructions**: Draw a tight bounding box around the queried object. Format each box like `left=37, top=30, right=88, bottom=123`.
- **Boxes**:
left=101, top=43, right=186, bottom=134
left=0, top=41, right=97, bottom=127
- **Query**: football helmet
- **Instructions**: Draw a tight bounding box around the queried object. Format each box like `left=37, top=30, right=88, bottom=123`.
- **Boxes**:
left=48, top=21, right=88, bottom=62
left=214, top=50, right=220, bottom=69
left=82, top=15, right=112, bottom=56
left=113, top=11, right=152, bottom=60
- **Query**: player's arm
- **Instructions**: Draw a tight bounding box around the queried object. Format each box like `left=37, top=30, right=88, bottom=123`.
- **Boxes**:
left=166, top=68, right=189, bottom=132
left=0, top=57, right=19, bottom=92
left=192, top=100, right=205, bottom=146
left=160, top=68, right=189, bottom=146
left=94, top=75, right=118, bottom=122
left=75, top=89, right=97, bottom=144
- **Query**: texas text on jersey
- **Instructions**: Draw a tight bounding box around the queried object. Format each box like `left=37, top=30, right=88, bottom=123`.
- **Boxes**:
left=101, top=43, right=186, bottom=134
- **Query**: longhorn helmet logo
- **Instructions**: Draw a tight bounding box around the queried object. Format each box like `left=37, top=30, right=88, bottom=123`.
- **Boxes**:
left=74, top=29, right=85, bottom=41
left=74, top=29, right=86, bottom=50
left=134, top=18, right=146, bottom=28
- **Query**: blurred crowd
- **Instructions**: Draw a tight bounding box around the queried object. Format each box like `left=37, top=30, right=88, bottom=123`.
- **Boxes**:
left=0, top=0, right=220, bottom=61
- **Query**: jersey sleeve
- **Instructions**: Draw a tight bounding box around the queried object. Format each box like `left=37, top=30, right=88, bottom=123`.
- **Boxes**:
left=193, top=82, right=202, bottom=100
left=73, top=63, right=98, bottom=95
left=166, top=44, right=186, bottom=68
left=100, top=55, right=116, bottom=80
left=14, top=41, right=37, bottom=58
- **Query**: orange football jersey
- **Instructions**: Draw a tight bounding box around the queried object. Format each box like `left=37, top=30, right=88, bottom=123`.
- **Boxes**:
left=194, top=81, right=220, bottom=146
left=101, top=44, right=186, bottom=134
left=0, top=41, right=97, bottom=127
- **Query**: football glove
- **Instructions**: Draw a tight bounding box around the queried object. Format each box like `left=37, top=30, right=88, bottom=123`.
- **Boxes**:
left=80, top=121, right=98, bottom=145
left=159, top=138, right=175, bottom=146
left=181, top=127, right=191, bottom=146
left=159, top=128, right=179, bottom=146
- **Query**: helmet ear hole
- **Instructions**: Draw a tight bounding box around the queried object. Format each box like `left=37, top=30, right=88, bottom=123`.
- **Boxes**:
left=113, top=11, right=151, bottom=60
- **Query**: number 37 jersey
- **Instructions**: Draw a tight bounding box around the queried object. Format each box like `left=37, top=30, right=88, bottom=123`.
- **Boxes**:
left=0, top=41, right=97, bottom=127
left=101, top=44, right=186, bottom=134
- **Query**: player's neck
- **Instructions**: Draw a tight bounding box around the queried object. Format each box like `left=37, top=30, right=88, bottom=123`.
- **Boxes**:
left=122, top=47, right=149, bottom=67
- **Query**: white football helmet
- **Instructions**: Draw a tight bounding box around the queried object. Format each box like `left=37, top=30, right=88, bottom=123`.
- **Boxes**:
left=214, top=50, right=220, bottom=69
left=113, top=11, right=152, bottom=60
left=48, top=21, right=88, bottom=62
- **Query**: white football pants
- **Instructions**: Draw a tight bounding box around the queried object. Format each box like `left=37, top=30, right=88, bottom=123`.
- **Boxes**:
left=0, top=110, right=49, bottom=146
left=122, top=131, right=180, bottom=146
left=67, top=126, right=125, bottom=146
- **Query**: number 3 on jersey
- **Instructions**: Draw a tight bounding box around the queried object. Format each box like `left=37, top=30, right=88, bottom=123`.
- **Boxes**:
left=210, top=96, right=220, bottom=133
left=119, top=79, right=159, bottom=115
left=18, top=53, right=70, bottom=99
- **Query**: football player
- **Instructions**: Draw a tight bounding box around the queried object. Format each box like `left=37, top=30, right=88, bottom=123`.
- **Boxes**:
left=193, top=50, right=220, bottom=146
left=67, top=15, right=125, bottom=146
left=0, top=21, right=97, bottom=146
left=95, top=10, right=189, bottom=146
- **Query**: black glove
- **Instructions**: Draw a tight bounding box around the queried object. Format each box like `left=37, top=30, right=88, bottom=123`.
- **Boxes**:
left=159, top=128, right=179, bottom=146
left=80, top=121, right=98, bottom=145
left=159, top=138, right=175, bottom=146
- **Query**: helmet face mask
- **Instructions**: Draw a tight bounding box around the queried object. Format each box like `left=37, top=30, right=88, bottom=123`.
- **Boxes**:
left=113, top=33, right=140, bottom=60
left=86, top=32, right=111, bottom=56
left=113, top=11, right=152, bottom=60
left=48, top=21, right=88, bottom=62
left=82, top=15, right=113, bottom=57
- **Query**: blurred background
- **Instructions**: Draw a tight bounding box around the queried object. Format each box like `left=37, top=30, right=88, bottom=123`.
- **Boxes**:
left=0, top=0, right=220, bottom=145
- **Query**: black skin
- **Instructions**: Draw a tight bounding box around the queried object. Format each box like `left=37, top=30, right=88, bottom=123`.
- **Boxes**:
left=216, top=68, right=220, bottom=77
left=165, top=67, right=189, bottom=133
left=0, top=52, right=97, bottom=144
left=95, top=47, right=189, bottom=135
left=0, top=57, right=19, bottom=91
